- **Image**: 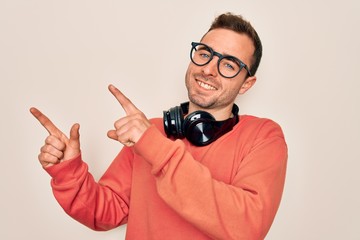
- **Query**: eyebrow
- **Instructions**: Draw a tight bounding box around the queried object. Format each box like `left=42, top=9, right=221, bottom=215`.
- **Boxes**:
left=214, top=48, right=238, bottom=60
left=199, top=42, right=247, bottom=65
left=197, top=46, right=209, bottom=51
left=206, top=43, right=237, bottom=58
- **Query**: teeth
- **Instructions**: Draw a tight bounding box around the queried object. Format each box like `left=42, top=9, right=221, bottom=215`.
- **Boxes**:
left=197, top=81, right=216, bottom=90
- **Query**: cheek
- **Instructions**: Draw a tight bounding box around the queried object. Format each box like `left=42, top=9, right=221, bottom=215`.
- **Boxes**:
left=223, top=81, right=243, bottom=96
left=185, top=64, right=194, bottom=83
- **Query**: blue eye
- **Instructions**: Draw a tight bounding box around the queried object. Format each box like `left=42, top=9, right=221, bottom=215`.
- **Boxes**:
left=199, top=52, right=210, bottom=59
left=219, top=57, right=241, bottom=74
left=224, top=62, right=235, bottom=70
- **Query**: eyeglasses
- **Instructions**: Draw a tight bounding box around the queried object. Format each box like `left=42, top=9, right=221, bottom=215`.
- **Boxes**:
left=190, top=42, right=252, bottom=78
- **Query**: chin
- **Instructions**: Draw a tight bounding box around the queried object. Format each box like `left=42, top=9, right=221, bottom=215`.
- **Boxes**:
left=188, top=95, right=216, bottom=109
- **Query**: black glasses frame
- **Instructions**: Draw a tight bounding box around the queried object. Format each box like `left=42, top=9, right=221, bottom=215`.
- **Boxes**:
left=190, top=42, right=252, bottom=78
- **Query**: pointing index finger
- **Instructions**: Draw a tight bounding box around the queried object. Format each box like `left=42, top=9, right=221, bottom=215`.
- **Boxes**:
left=108, top=84, right=139, bottom=115
left=30, top=107, right=62, bottom=136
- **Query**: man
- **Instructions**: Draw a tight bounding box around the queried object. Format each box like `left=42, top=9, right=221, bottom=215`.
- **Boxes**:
left=30, top=13, right=287, bottom=240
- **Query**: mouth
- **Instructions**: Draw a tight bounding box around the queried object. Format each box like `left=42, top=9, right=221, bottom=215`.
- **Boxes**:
left=196, top=80, right=217, bottom=91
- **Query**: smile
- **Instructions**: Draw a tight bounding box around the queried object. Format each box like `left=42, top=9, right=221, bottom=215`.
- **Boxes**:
left=196, top=80, right=217, bottom=90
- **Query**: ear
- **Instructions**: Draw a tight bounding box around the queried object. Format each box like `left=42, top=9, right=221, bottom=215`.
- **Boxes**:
left=239, top=76, right=256, bottom=95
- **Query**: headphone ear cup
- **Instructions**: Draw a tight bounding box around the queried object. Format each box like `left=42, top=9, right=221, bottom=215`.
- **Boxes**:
left=163, top=106, right=185, bottom=139
left=173, top=106, right=185, bottom=138
left=163, top=110, right=171, bottom=136
left=184, top=111, right=217, bottom=146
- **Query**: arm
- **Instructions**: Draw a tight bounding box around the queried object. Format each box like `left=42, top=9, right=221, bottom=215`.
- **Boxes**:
left=44, top=149, right=133, bottom=231
left=30, top=107, right=132, bottom=231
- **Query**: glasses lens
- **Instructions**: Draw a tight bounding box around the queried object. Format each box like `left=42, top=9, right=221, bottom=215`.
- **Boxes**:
left=191, top=44, right=212, bottom=66
left=218, top=57, right=242, bottom=78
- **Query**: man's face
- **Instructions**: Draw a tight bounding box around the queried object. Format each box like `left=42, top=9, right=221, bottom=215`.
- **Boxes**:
left=185, top=28, right=256, bottom=112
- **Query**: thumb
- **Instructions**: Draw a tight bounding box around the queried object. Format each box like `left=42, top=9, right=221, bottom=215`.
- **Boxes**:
left=69, top=123, right=80, bottom=148
left=62, top=123, right=81, bottom=161
left=107, top=129, right=118, bottom=141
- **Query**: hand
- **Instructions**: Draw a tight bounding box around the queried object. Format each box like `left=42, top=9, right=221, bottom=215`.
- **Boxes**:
left=107, top=84, right=151, bottom=147
left=30, top=107, right=81, bottom=168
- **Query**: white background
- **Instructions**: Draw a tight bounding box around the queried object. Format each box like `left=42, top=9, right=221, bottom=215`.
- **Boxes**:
left=1, top=0, right=359, bottom=239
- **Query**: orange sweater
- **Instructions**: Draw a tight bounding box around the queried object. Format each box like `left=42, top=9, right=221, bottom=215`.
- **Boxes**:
left=45, top=115, right=287, bottom=240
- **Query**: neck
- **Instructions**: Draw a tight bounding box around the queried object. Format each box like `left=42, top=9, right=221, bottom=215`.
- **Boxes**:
left=187, top=102, right=235, bottom=121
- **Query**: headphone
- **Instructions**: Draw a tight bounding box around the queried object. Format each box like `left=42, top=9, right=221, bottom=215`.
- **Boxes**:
left=163, top=102, right=239, bottom=146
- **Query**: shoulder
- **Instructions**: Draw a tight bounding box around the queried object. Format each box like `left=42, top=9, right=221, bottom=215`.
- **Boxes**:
left=229, top=115, right=287, bottom=162
left=235, top=115, right=285, bottom=140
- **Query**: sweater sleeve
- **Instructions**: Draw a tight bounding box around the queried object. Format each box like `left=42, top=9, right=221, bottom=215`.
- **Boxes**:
left=134, top=120, right=288, bottom=240
left=44, top=147, right=134, bottom=231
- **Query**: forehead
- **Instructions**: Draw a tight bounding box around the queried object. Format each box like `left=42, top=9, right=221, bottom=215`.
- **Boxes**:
left=201, top=28, right=255, bottom=64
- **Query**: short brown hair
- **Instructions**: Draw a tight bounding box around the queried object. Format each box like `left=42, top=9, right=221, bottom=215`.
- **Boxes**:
left=207, top=13, right=263, bottom=76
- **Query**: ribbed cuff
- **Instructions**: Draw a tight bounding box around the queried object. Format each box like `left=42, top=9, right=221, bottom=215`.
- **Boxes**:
left=44, top=153, right=87, bottom=185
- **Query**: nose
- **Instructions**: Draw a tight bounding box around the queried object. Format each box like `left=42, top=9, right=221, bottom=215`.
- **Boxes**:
left=201, top=57, right=218, bottom=77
